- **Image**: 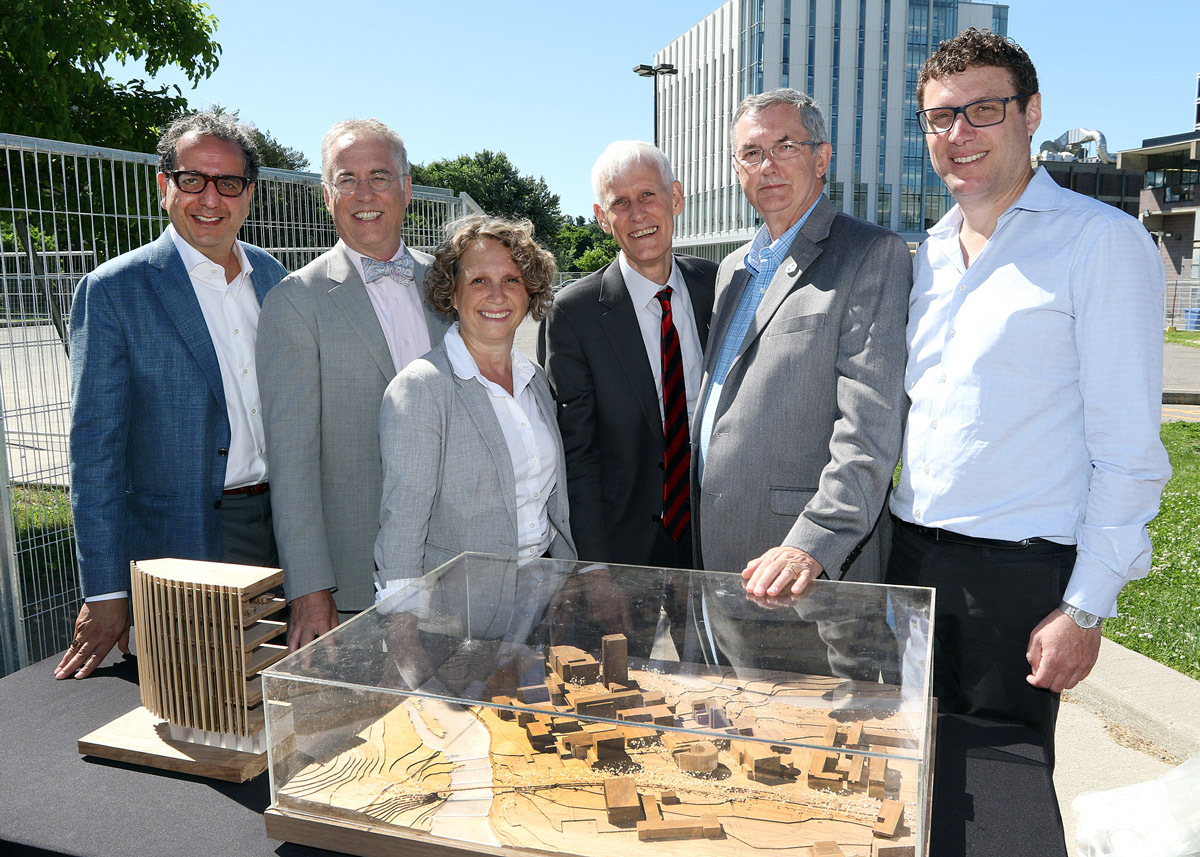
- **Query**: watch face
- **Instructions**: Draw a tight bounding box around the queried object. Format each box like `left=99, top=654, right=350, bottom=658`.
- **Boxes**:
left=1066, top=606, right=1101, bottom=629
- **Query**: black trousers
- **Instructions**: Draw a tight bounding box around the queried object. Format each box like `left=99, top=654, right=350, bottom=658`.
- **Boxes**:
left=219, top=490, right=278, bottom=568
left=886, top=517, right=1076, bottom=760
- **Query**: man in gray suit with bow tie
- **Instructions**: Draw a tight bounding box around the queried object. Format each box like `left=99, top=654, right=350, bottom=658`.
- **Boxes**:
left=693, top=89, right=910, bottom=674
left=257, top=119, right=449, bottom=651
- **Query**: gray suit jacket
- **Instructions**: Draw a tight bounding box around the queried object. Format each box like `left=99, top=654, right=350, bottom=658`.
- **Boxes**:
left=373, top=343, right=576, bottom=583
left=257, top=241, right=450, bottom=610
left=693, top=196, right=912, bottom=582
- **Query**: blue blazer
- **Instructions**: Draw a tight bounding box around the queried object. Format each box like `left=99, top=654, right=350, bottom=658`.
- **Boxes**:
left=69, top=230, right=287, bottom=595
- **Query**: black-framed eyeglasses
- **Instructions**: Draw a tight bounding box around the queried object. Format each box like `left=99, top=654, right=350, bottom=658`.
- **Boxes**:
left=916, top=94, right=1034, bottom=134
left=734, top=140, right=824, bottom=167
left=166, top=170, right=249, bottom=197
left=325, top=174, right=399, bottom=195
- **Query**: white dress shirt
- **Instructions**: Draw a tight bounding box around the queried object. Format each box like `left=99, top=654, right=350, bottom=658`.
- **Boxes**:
left=890, top=168, right=1170, bottom=616
left=618, top=252, right=704, bottom=423
left=444, top=323, right=557, bottom=559
left=169, top=225, right=267, bottom=490
left=344, top=241, right=431, bottom=372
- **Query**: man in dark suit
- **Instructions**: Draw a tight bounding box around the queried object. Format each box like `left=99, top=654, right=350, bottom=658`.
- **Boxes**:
left=58, top=111, right=286, bottom=679
left=539, top=141, right=716, bottom=652
left=693, top=90, right=910, bottom=676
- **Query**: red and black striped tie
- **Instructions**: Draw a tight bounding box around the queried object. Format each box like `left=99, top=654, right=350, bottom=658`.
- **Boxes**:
left=655, top=287, right=690, bottom=543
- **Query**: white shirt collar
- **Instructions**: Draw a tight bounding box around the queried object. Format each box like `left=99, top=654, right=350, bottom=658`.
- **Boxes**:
left=929, top=167, right=1060, bottom=243
left=167, top=224, right=252, bottom=291
left=618, top=251, right=683, bottom=309
left=444, top=322, right=536, bottom=398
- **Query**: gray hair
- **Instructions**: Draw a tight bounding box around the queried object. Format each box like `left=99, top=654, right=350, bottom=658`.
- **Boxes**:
left=320, top=119, right=409, bottom=181
left=591, top=141, right=677, bottom=207
left=157, top=110, right=261, bottom=183
left=732, top=89, right=829, bottom=146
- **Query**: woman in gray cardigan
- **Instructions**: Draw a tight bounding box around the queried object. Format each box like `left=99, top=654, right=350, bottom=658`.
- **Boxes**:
left=373, top=215, right=576, bottom=600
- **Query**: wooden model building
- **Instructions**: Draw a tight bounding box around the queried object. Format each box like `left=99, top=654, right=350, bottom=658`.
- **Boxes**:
left=265, top=630, right=926, bottom=857
left=78, top=558, right=287, bottom=781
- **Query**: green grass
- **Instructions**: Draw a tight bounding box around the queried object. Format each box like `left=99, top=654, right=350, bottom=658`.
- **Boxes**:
left=1104, top=421, right=1200, bottom=679
left=12, top=485, right=72, bottom=531
left=11, top=484, right=77, bottom=599
left=1164, top=329, right=1200, bottom=348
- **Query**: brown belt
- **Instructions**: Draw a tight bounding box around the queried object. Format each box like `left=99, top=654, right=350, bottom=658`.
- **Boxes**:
left=222, top=482, right=269, bottom=497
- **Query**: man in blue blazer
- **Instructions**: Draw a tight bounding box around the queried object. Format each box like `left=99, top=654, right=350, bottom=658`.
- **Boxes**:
left=56, top=112, right=287, bottom=679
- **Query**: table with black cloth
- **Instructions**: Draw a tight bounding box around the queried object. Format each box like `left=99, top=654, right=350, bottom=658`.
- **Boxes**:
left=0, top=648, right=1067, bottom=857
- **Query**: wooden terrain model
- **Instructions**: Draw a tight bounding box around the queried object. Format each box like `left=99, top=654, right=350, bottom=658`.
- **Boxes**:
left=78, top=558, right=287, bottom=782
left=266, top=633, right=924, bottom=856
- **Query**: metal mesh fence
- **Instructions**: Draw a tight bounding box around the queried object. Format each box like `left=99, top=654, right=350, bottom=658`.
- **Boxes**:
left=1165, top=280, right=1200, bottom=330
left=0, top=133, right=472, bottom=675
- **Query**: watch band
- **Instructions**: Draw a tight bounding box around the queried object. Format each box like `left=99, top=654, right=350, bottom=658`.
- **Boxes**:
left=1059, top=600, right=1102, bottom=629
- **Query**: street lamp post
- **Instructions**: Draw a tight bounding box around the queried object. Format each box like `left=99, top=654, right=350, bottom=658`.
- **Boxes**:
left=633, top=62, right=678, bottom=148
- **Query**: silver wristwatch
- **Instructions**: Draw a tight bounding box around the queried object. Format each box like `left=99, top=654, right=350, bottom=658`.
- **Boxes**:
left=1059, top=600, right=1102, bottom=629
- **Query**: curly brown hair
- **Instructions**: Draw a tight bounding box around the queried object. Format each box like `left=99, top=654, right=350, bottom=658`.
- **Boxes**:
left=917, top=28, right=1038, bottom=112
left=425, top=215, right=557, bottom=322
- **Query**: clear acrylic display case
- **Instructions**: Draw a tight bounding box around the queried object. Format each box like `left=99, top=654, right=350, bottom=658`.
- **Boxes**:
left=264, top=553, right=935, bottom=857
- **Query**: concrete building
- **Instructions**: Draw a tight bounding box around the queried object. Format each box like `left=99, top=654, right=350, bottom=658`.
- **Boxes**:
left=1035, top=128, right=1144, bottom=220
left=1117, top=74, right=1200, bottom=281
left=652, top=0, right=1008, bottom=257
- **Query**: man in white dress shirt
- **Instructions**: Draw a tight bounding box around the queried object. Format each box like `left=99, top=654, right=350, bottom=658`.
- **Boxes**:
left=58, top=111, right=286, bottom=679
left=887, top=29, right=1170, bottom=758
left=257, top=119, right=449, bottom=650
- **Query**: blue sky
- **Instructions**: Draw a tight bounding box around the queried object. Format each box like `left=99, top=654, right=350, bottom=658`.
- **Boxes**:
left=114, top=0, right=1198, bottom=219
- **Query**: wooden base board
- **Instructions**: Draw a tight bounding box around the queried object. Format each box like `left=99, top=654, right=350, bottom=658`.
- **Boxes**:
left=78, top=706, right=267, bottom=783
left=265, top=807, right=517, bottom=857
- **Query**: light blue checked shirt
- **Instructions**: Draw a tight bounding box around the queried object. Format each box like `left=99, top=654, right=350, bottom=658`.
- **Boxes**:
left=697, top=198, right=819, bottom=478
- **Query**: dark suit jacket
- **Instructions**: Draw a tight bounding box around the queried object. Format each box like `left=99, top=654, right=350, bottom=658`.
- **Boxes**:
left=693, top=197, right=912, bottom=581
left=538, top=255, right=717, bottom=566
left=69, top=229, right=287, bottom=596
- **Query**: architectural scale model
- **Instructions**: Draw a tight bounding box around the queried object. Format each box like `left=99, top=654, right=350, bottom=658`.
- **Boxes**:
left=78, top=558, right=288, bottom=781
left=266, top=631, right=925, bottom=857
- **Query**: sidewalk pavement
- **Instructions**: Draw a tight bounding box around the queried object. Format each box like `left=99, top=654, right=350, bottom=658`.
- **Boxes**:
left=1055, top=640, right=1200, bottom=850
left=1164, top=342, right=1200, bottom=404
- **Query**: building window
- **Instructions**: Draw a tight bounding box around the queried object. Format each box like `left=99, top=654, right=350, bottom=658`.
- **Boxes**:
left=877, top=184, right=892, bottom=227
left=828, top=182, right=844, bottom=210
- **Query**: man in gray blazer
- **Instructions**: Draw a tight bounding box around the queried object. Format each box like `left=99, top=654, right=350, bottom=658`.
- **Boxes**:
left=257, top=119, right=449, bottom=651
left=693, top=89, right=910, bottom=673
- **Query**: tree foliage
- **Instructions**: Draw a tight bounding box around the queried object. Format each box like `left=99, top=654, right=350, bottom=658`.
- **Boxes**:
left=252, top=127, right=310, bottom=171
left=553, top=216, right=617, bottom=273
left=573, top=244, right=618, bottom=273
left=411, top=151, right=563, bottom=248
left=0, top=0, right=221, bottom=152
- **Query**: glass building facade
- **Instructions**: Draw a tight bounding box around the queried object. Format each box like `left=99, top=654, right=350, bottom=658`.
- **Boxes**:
left=655, top=0, right=1007, bottom=255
